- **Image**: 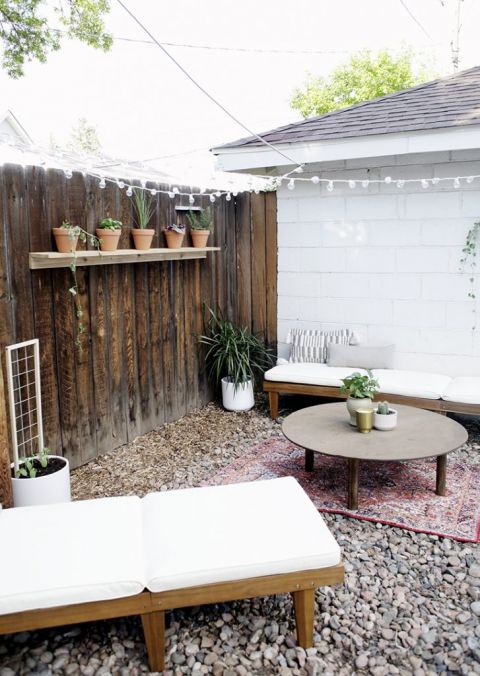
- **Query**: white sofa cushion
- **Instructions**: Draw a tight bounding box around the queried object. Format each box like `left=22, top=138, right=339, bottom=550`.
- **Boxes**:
left=143, top=477, right=341, bottom=593
left=0, top=497, right=145, bottom=615
left=442, top=377, right=480, bottom=404
left=265, top=363, right=368, bottom=387
left=328, top=344, right=395, bottom=370
left=372, top=369, right=452, bottom=400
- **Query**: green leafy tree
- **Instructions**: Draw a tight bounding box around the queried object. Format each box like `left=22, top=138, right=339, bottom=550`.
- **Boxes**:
left=291, top=50, right=431, bottom=118
left=0, top=0, right=112, bottom=78
left=68, top=117, right=101, bottom=154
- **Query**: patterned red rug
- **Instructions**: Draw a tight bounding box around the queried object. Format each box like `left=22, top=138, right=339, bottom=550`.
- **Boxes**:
left=207, top=436, right=480, bottom=542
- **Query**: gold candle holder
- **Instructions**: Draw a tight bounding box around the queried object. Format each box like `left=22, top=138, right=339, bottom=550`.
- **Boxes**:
left=356, top=409, right=373, bottom=433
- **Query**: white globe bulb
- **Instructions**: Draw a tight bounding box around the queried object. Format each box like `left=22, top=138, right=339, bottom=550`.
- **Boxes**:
left=188, top=194, right=195, bottom=205
left=64, top=169, right=73, bottom=180
left=384, top=176, right=392, bottom=184
left=396, top=180, right=405, bottom=189
left=210, top=194, right=215, bottom=203
left=361, top=180, right=369, bottom=188
left=126, top=186, right=133, bottom=197
left=348, top=180, right=356, bottom=189
left=287, top=179, right=295, bottom=190
left=453, top=178, right=461, bottom=189
left=99, top=178, right=106, bottom=189
left=311, top=176, right=320, bottom=184
left=326, top=181, right=334, bottom=192
left=421, top=179, right=429, bottom=189
left=226, top=193, right=232, bottom=201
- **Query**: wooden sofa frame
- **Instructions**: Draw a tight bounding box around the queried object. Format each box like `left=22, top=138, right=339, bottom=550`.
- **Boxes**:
left=0, top=565, right=344, bottom=672
left=264, top=381, right=480, bottom=420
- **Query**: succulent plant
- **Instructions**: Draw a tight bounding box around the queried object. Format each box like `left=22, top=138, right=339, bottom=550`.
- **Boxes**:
left=377, top=401, right=390, bottom=415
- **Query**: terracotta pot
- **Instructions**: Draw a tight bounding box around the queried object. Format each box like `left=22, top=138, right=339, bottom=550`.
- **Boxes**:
left=52, top=227, right=78, bottom=253
left=96, top=228, right=121, bottom=252
left=164, top=231, right=184, bottom=249
left=132, top=228, right=155, bottom=250
left=190, top=230, right=210, bottom=248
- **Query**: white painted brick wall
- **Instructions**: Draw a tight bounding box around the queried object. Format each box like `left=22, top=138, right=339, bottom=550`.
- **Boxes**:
left=276, top=151, right=480, bottom=376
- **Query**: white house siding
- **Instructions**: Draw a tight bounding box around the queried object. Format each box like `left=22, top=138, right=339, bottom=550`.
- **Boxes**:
left=276, top=149, right=480, bottom=377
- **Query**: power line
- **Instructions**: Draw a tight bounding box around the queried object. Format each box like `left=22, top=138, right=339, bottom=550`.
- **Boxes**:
left=115, top=0, right=303, bottom=169
left=398, top=0, right=434, bottom=40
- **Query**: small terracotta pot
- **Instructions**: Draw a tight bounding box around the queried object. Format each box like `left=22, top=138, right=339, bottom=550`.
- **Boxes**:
left=53, top=228, right=78, bottom=253
left=132, top=228, right=155, bottom=250
left=164, top=231, right=184, bottom=248
left=96, top=228, right=121, bottom=252
left=190, top=230, right=210, bottom=248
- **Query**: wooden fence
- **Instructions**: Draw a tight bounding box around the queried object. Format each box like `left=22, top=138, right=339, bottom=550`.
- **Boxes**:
left=0, top=164, right=277, bottom=474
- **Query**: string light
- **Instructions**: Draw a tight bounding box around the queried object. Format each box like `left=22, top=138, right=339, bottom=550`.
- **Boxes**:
left=99, top=177, right=106, bottom=189
left=431, top=177, right=440, bottom=185
left=126, top=186, right=133, bottom=197
left=421, top=179, right=429, bottom=189
left=150, top=188, right=157, bottom=196
left=397, top=179, right=405, bottom=188
left=311, top=176, right=320, bottom=184
left=215, top=191, right=221, bottom=197
left=64, top=169, right=72, bottom=179
left=326, top=181, right=334, bottom=192
left=287, top=178, right=295, bottom=191
left=117, top=180, right=125, bottom=189
left=168, top=191, right=175, bottom=199
left=188, top=194, right=195, bottom=205
left=466, top=176, right=474, bottom=184
left=362, top=180, right=369, bottom=188
left=173, top=187, right=180, bottom=194
left=210, top=194, right=216, bottom=203
left=384, top=176, right=392, bottom=184
left=348, top=180, right=356, bottom=189
left=226, top=192, right=231, bottom=201
left=454, top=177, right=461, bottom=189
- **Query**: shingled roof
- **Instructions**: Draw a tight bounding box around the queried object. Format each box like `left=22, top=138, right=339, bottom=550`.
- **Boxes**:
left=216, top=66, right=480, bottom=150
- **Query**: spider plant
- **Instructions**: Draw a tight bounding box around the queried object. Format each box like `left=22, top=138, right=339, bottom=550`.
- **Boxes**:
left=132, top=188, right=155, bottom=229
left=198, top=307, right=273, bottom=391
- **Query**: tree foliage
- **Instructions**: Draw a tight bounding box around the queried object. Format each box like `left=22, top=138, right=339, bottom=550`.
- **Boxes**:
left=0, top=0, right=112, bottom=77
left=68, top=117, right=101, bottom=154
left=291, top=50, right=431, bottom=118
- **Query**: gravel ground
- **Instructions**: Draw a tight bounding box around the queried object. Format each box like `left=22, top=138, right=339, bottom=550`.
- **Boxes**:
left=1, top=397, right=479, bottom=676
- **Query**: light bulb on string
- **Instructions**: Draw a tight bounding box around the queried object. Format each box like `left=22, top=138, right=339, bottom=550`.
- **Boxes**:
left=326, top=181, right=334, bottom=192
left=117, top=180, right=125, bottom=190
left=396, top=180, right=405, bottom=188
left=453, top=177, right=461, bottom=189
left=140, top=180, right=146, bottom=188
left=466, top=176, right=474, bottom=184
left=226, top=193, right=232, bottom=201
left=173, top=187, right=180, bottom=195
left=188, top=194, right=195, bottom=205
left=210, top=194, right=216, bottom=203
left=215, top=191, right=221, bottom=197
left=384, top=176, right=392, bottom=184
left=168, top=191, right=175, bottom=199
left=361, top=180, right=369, bottom=188
left=99, top=177, right=106, bottom=189
left=199, top=187, right=206, bottom=194
left=287, top=178, right=295, bottom=190
left=348, top=180, right=356, bottom=189
left=64, top=169, right=73, bottom=179
left=311, top=176, right=320, bottom=184
left=421, top=179, right=429, bottom=189
left=126, top=186, right=133, bottom=197
left=431, top=177, right=440, bottom=185
left=254, top=189, right=260, bottom=194
left=150, top=189, right=157, bottom=196
left=232, top=192, right=238, bottom=197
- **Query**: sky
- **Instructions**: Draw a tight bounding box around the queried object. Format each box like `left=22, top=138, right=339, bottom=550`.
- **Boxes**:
left=1, top=0, right=480, bottom=176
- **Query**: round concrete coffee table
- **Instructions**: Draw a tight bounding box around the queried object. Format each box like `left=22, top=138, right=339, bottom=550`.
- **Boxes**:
left=282, top=402, right=468, bottom=510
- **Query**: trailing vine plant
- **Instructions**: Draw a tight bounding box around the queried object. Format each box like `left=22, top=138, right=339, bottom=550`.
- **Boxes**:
left=61, top=222, right=101, bottom=348
left=459, top=220, right=480, bottom=331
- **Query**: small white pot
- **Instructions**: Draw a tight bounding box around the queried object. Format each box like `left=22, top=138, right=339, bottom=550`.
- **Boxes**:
left=11, top=455, right=71, bottom=508
left=373, top=409, right=398, bottom=431
left=221, top=377, right=254, bottom=412
left=346, top=397, right=373, bottom=426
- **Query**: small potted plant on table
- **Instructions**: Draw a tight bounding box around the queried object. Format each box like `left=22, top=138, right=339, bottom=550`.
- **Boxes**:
left=96, top=218, right=122, bottom=251
left=11, top=446, right=71, bottom=507
left=131, top=188, right=156, bottom=250
left=186, top=208, right=214, bottom=248
left=373, top=401, right=398, bottom=431
left=164, top=223, right=186, bottom=248
left=340, top=370, right=379, bottom=426
left=198, top=307, right=273, bottom=411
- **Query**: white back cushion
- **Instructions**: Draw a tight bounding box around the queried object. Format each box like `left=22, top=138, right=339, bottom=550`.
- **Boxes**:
left=0, top=497, right=145, bottom=615
left=372, top=369, right=452, bottom=400
left=143, top=478, right=341, bottom=593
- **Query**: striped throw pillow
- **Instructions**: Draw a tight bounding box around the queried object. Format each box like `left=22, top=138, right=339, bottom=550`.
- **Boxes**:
left=287, top=328, right=354, bottom=364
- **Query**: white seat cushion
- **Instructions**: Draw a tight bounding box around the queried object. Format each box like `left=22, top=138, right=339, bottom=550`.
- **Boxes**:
left=0, top=497, right=145, bottom=615
left=372, top=369, right=452, bottom=400
left=143, top=477, right=341, bottom=593
left=442, top=377, right=480, bottom=404
left=265, top=363, right=368, bottom=387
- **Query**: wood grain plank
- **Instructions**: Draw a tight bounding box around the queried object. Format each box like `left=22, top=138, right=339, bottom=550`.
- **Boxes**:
left=234, top=192, right=252, bottom=328
left=265, top=191, right=278, bottom=351
left=251, top=193, right=267, bottom=340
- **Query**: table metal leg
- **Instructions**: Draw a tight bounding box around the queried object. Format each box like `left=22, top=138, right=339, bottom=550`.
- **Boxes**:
left=347, top=458, right=359, bottom=510
left=436, top=454, right=447, bottom=496
left=305, top=449, right=314, bottom=472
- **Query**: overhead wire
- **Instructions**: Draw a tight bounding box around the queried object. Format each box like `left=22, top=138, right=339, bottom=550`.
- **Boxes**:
left=398, top=0, right=434, bottom=41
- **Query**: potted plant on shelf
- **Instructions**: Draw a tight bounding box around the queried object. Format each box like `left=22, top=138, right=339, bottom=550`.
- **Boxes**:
left=164, top=223, right=186, bottom=249
left=186, top=208, right=214, bottom=248
left=52, top=220, right=80, bottom=253
left=198, top=307, right=273, bottom=411
left=340, top=370, right=379, bottom=426
left=11, top=446, right=71, bottom=507
left=96, top=218, right=122, bottom=251
left=373, top=401, right=398, bottom=431
left=131, top=188, right=156, bottom=250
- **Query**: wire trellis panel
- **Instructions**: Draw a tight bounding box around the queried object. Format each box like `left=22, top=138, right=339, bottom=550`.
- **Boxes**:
left=5, top=339, right=44, bottom=473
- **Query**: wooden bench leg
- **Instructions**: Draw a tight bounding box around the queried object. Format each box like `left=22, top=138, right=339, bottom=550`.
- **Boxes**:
left=268, top=391, right=279, bottom=420
left=292, top=588, right=315, bottom=648
left=141, top=610, right=165, bottom=672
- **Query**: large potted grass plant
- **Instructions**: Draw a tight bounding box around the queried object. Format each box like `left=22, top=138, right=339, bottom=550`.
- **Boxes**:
left=131, top=188, right=156, bottom=250
left=198, top=308, right=273, bottom=411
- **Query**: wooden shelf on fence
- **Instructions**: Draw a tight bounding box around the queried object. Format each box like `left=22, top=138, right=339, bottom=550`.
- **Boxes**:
left=29, top=247, right=221, bottom=270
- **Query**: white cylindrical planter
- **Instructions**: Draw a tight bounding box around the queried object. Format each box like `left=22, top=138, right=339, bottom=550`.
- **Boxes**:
left=221, top=377, right=254, bottom=412
left=11, top=456, right=71, bottom=508
left=346, top=397, right=374, bottom=426
left=373, top=409, right=398, bottom=431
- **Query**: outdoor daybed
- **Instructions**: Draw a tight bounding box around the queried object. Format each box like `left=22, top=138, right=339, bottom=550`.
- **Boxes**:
left=264, top=364, right=480, bottom=419
left=0, top=477, right=343, bottom=672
